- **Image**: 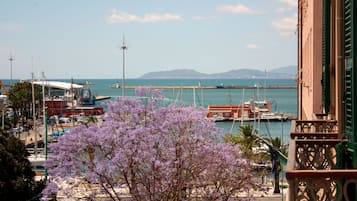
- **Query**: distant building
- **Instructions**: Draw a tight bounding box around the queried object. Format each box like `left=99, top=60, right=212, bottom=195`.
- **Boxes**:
left=287, top=0, right=357, bottom=200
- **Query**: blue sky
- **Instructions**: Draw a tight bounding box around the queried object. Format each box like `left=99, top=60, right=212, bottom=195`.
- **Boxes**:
left=0, top=0, right=297, bottom=79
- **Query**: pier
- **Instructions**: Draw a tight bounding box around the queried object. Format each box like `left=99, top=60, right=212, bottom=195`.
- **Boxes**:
left=95, top=95, right=111, bottom=101
left=111, top=85, right=297, bottom=89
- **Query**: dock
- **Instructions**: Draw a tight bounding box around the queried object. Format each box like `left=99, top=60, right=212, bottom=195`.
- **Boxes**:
left=111, top=85, right=297, bottom=89
left=95, top=95, right=111, bottom=101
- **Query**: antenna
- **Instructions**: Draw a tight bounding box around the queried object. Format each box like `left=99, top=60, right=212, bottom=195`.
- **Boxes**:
left=121, top=36, right=128, bottom=97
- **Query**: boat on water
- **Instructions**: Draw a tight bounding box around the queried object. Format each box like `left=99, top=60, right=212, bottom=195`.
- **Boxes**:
left=206, top=100, right=289, bottom=122
left=111, top=81, right=121, bottom=88
left=32, top=81, right=105, bottom=117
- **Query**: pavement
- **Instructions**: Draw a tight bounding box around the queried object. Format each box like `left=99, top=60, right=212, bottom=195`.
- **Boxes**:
left=19, top=124, right=50, bottom=145
left=248, top=177, right=288, bottom=201
left=253, top=189, right=286, bottom=201
left=256, top=197, right=284, bottom=201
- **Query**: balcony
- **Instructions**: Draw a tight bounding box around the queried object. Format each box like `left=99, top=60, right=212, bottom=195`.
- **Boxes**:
left=286, top=120, right=357, bottom=201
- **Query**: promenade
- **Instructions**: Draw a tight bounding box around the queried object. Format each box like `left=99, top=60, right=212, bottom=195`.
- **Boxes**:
left=18, top=123, right=62, bottom=146
left=19, top=125, right=47, bottom=146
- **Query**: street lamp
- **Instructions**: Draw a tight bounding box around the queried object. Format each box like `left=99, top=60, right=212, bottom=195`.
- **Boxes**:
left=32, top=72, right=37, bottom=157
left=42, top=72, right=48, bottom=180
left=121, top=38, right=127, bottom=97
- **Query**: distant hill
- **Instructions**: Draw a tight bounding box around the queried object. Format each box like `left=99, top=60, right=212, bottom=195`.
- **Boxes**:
left=269, top=65, right=296, bottom=74
left=140, top=66, right=297, bottom=79
left=140, top=69, right=209, bottom=79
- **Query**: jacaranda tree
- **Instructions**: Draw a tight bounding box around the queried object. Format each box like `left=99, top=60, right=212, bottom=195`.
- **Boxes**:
left=42, top=88, right=255, bottom=201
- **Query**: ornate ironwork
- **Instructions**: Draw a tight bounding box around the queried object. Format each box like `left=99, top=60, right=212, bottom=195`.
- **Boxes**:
left=295, top=140, right=337, bottom=170
left=294, top=120, right=338, bottom=133
left=293, top=177, right=338, bottom=201
left=289, top=177, right=357, bottom=201
left=285, top=120, right=357, bottom=201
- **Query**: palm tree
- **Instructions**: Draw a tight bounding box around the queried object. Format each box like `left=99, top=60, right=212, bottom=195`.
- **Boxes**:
left=224, top=125, right=260, bottom=159
left=225, top=125, right=288, bottom=194
left=263, top=136, right=287, bottom=194
left=269, top=137, right=287, bottom=156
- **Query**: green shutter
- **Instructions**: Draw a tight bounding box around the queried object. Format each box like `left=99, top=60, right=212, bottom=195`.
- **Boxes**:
left=344, top=0, right=357, bottom=142
left=322, top=0, right=330, bottom=114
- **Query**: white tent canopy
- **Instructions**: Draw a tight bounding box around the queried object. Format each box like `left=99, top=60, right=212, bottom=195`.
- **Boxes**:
left=32, top=81, right=83, bottom=90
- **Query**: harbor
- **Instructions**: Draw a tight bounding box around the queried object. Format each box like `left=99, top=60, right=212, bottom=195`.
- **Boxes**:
left=111, top=84, right=297, bottom=89
left=1, top=78, right=296, bottom=200
left=2, top=78, right=297, bottom=143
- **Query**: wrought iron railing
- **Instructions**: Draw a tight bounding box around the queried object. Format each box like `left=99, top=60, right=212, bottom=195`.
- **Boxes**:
left=291, top=120, right=339, bottom=134
left=285, top=120, right=357, bottom=201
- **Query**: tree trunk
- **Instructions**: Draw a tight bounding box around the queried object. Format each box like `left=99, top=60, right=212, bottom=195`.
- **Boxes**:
left=273, top=160, right=281, bottom=194
left=273, top=171, right=280, bottom=193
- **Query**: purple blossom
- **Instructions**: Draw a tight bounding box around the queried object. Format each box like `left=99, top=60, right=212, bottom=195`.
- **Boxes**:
left=42, top=89, right=255, bottom=200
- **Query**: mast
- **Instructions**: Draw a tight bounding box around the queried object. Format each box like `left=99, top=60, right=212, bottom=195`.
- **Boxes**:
left=193, top=87, right=196, bottom=107
left=9, top=54, right=14, bottom=86
left=241, top=88, right=245, bottom=125
left=121, top=37, right=127, bottom=97
left=264, top=68, right=267, bottom=100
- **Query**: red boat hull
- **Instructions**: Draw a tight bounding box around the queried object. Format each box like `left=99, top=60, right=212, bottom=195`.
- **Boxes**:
left=45, top=100, right=104, bottom=116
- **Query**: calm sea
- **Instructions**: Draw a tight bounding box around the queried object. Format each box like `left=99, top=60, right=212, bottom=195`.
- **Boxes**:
left=81, top=78, right=296, bottom=144
left=3, top=78, right=297, bottom=143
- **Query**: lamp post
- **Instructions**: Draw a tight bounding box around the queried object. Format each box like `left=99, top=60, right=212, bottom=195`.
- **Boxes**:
left=44, top=107, right=48, bottom=180
left=32, top=72, right=37, bottom=157
left=121, top=38, right=127, bottom=97
left=9, top=55, right=14, bottom=86
left=40, top=72, right=48, bottom=179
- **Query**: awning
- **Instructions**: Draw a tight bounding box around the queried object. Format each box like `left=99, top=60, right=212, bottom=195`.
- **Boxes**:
left=33, top=81, right=83, bottom=90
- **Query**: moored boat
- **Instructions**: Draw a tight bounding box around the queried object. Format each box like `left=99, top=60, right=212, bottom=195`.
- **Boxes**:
left=206, top=100, right=289, bottom=122
left=33, top=81, right=105, bottom=117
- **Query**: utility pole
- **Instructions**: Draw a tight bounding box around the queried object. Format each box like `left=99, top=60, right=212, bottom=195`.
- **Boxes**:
left=42, top=72, right=46, bottom=151
left=32, top=72, right=37, bottom=157
left=42, top=72, right=48, bottom=180
left=121, top=37, right=127, bottom=97
left=9, top=54, right=14, bottom=86
left=42, top=72, right=46, bottom=122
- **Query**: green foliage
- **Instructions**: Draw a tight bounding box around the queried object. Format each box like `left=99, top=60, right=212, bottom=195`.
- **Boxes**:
left=0, top=112, right=12, bottom=132
left=7, top=81, right=42, bottom=123
left=224, top=124, right=287, bottom=194
left=224, top=125, right=260, bottom=158
left=0, top=130, right=44, bottom=201
left=264, top=136, right=288, bottom=157
left=225, top=125, right=288, bottom=161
